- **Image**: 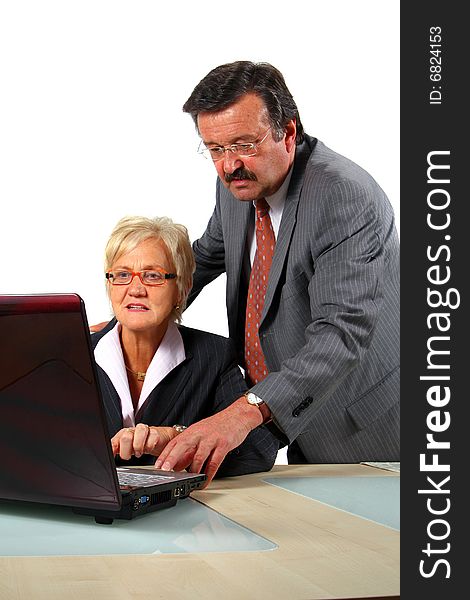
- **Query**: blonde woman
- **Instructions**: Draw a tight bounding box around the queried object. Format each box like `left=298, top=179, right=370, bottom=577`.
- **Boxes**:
left=92, top=216, right=278, bottom=479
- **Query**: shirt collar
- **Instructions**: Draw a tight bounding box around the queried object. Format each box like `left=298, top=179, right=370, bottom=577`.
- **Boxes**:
left=259, top=164, right=294, bottom=212
left=94, top=320, right=186, bottom=427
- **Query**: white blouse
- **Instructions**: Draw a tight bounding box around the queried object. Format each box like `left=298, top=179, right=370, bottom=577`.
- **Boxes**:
left=94, top=321, right=186, bottom=427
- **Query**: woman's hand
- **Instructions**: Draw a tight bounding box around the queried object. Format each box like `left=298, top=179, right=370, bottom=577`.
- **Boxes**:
left=111, top=423, right=177, bottom=460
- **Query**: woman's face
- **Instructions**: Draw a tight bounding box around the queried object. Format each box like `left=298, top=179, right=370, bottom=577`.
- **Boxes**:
left=108, top=238, right=180, bottom=337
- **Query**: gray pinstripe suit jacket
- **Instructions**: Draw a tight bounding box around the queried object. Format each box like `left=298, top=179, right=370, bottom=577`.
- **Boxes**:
left=190, top=136, right=400, bottom=463
left=91, top=324, right=279, bottom=477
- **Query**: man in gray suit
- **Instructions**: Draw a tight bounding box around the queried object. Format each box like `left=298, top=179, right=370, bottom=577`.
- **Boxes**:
left=155, top=61, right=399, bottom=482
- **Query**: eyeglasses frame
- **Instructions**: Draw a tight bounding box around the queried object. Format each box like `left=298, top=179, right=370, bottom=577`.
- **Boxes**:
left=105, top=269, right=177, bottom=286
left=198, top=128, right=272, bottom=161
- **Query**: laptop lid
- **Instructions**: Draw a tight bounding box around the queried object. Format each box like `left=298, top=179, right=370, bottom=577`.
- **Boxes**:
left=0, top=293, right=123, bottom=512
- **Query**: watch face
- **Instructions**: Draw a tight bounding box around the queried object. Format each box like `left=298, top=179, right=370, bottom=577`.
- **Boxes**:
left=246, top=392, right=262, bottom=406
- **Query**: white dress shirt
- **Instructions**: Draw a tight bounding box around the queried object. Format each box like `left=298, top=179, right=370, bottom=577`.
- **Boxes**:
left=94, top=321, right=186, bottom=427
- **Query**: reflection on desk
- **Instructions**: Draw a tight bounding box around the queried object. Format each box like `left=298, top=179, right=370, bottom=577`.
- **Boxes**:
left=0, top=497, right=276, bottom=557
left=264, top=476, right=399, bottom=530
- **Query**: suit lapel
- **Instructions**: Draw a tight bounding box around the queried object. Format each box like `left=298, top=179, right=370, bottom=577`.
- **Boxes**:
left=225, top=199, right=253, bottom=335
left=262, top=140, right=313, bottom=320
left=138, top=357, right=192, bottom=425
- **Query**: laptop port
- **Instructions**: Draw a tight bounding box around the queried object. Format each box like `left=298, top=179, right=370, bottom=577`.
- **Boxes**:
left=174, top=485, right=186, bottom=498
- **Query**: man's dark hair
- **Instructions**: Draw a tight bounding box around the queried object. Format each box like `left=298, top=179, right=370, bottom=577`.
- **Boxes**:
left=183, top=61, right=305, bottom=144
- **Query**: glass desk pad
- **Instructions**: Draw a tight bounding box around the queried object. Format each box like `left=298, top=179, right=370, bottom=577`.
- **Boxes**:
left=264, top=476, right=400, bottom=530
left=0, top=497, right=276, bottom=557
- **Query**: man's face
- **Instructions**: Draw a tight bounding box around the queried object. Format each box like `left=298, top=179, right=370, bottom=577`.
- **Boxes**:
left=197, top=93, right=296, bottom=202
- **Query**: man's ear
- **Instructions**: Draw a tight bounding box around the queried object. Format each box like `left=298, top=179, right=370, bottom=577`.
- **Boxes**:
left=284, top=118, right=297, bottom=153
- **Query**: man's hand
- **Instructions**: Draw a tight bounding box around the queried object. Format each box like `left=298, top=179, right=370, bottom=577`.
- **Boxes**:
left=89, top=321, right=109, bottom=333
left=111, top=423, right=176, bottom=460
left=154, top=396, right=264, bottom=485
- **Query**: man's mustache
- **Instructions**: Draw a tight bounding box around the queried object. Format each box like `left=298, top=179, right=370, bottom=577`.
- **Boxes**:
left=225, top=168, right=257, bottom=183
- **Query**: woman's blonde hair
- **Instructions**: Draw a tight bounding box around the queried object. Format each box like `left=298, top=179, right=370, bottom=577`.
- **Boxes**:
left=105, top=215, right=195, bottom=323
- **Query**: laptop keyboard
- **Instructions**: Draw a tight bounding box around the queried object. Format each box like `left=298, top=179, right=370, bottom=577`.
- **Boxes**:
left=117, top=470, right=173, bottom=486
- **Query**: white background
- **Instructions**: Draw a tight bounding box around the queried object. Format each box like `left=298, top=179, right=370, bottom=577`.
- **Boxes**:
left=0, top=0, right=399, bottom=330
left=0, top=0, right=399, bottom=465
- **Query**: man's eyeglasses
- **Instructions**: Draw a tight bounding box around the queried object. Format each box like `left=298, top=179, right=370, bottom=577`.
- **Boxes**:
left=106, top=270, right=177, bottom=286
left=198, top=129, right=271, bottom=162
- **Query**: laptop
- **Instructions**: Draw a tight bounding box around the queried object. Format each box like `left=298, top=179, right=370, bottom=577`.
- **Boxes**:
left=0, top=293, right=206, bottom=524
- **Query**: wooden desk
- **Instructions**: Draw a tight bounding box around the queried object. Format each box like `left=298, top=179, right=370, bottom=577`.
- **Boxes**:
left=0, top=464, right=399, bottom=600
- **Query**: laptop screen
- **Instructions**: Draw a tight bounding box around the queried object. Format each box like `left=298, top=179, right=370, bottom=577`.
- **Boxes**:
left=0, top=294, right=122, bottom=511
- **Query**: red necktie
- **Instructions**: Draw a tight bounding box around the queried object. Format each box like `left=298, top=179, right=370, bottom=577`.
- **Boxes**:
left=244, top=198, right=276, bottom=385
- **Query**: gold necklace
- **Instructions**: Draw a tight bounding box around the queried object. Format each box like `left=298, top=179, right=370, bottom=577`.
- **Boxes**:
left=125, top=364, right=146, bottom=382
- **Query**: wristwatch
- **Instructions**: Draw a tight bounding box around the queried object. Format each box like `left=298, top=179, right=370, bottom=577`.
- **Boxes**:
left=244, top=392, right=272, bottom=424
left=172, top=424, right=187, bottom=433
left=245, top=391, right=264, bottom=407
